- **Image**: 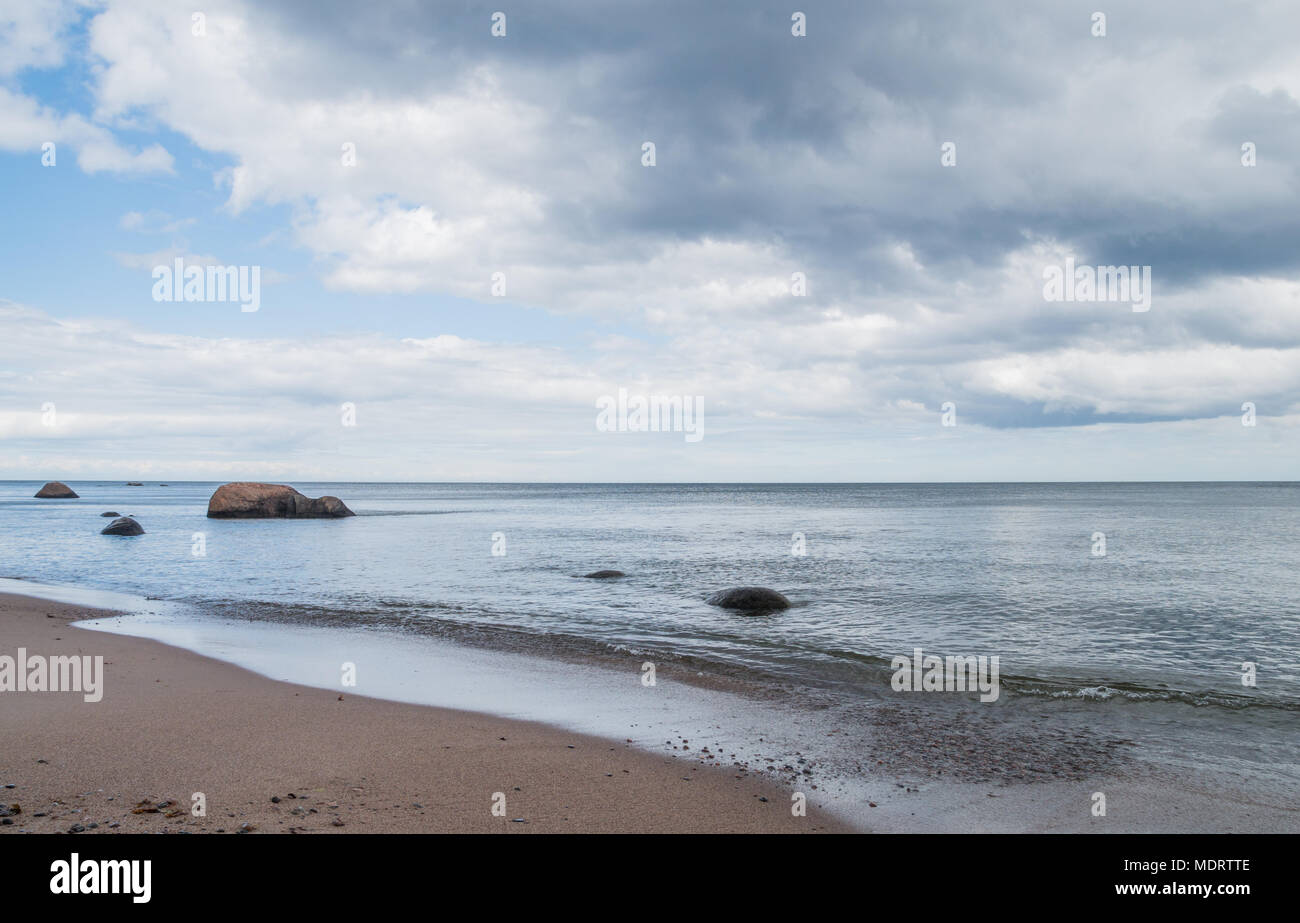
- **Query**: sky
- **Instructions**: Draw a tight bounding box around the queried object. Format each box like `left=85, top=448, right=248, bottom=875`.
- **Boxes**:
left=0, top=0, right=1297, bottom=482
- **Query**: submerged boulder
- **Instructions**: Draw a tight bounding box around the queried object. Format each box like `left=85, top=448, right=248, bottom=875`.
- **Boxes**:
left=206, top=482, right=355, bottom=519
left=35, top=481, right=78, bottom=499
left=101, top=516, right=144, bottom=536
left=705, top=586, right=790, bottom=612
left=582, top=570, right=626, bottom=579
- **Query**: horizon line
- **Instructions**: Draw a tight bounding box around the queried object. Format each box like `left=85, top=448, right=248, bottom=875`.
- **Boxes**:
left=7, top=479, right=1299, bottom=486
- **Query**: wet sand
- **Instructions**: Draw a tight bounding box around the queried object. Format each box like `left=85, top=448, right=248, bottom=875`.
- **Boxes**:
left=0, top=593, right=850, bottom=833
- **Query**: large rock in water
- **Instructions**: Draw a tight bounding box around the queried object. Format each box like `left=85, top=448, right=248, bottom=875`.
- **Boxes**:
left=35, top=481, right=78, bottom=499
left=101, top=516, right=144, bottom=536
left=206, top=482, right=355, bottom=519
left=705, top=586, right=791, bottom=612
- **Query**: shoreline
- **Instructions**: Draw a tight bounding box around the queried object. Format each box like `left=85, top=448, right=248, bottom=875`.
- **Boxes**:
left=0, top=592, right=850, bottom=833
left=3, top=580, right=1296, bottom=833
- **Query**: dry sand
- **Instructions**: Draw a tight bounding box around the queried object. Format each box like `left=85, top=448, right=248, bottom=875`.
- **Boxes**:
left=0, top=593, right=850, bottom=833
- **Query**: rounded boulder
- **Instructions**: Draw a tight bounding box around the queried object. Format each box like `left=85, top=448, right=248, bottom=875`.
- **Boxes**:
left=101, top=516, right=144, bottom=536
left=35, top=481, right=78, bottom=499
left=206, top=482, right=355, bottom=519
left=705, top=586, right=791, bottom=612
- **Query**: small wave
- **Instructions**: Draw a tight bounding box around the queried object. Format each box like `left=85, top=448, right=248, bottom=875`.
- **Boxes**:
left=352, top=509, right=473, bottom=517
left=162, top=595, right=1300, bottom=715
left=1009, top=680, right=1295, bottom=711
left=818, top=647, right=1298, bottom=712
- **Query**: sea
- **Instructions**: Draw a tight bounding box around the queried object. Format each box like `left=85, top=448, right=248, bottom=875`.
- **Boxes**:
left=3, top=481, right=1297, bottom=829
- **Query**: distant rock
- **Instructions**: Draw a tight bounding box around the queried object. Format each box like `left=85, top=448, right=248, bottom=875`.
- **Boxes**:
left=582, top=570, right=626, bottom=579
left=34, top=482, right=78, bottom=499
left=101, top=516, right=144, bottom=536
left=100, top=511, right=119, bottom=517
left=206, top=482, right=355, bottom=519
left=705, top=586, right=790, bottom=612
left=125, top=482, right=143, bottom=487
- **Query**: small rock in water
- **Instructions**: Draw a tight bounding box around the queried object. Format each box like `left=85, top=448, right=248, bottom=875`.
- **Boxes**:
left=100, top=511, right=119, bottom=517
left=581, top=570, right=625, bottom=579
left=705, top=587, right=791, bottom=612
left=100, top=516, right=144, bottom=536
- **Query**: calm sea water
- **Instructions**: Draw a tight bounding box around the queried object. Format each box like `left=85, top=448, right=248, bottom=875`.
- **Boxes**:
left=4, top=481, right=1298, bottom=713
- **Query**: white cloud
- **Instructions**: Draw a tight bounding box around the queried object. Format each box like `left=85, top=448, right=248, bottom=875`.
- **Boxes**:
left=0, top=0, right=80, bottom=76
left=0, top=86, right=174, bottom=174
left=5, top=0, right=1300, bottom=478
left=1, top=298, right=1297, bottom=480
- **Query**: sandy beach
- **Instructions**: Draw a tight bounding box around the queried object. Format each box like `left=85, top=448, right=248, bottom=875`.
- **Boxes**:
left=0, top=592, right=849, bottom=834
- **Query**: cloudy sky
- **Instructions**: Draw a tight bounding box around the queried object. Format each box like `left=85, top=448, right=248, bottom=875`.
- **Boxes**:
left=1, top=0, right=1297, bottom=481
